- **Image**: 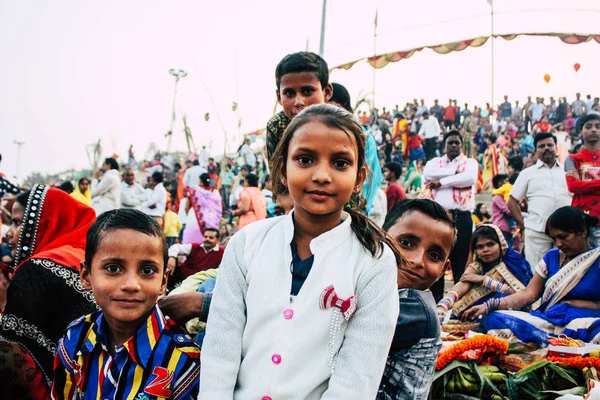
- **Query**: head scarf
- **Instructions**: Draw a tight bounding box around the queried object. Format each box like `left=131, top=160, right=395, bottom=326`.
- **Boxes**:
left=14, top=185, right=96, bottom=272
left=71, top=182, right=91, bottom=206
left=471, top=223, right=532, bottom=284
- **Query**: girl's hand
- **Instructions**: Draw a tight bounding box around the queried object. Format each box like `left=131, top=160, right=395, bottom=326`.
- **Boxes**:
left=462, top=304, right=487, bottom=321
left=460, top=273, right=485, bottom=285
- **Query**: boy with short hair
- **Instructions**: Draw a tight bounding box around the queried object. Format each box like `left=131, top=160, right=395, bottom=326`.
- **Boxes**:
left=378, top=199, right=456, bottom=400
left=265, top=51, right=333, bottom=162
left=51, top=209, right=200, bottom=399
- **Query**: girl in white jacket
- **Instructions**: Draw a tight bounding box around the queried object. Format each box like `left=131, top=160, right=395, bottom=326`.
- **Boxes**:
left=200, top=104, right=400, bottom=400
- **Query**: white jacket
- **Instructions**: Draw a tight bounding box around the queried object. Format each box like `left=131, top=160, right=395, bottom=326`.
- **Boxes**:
left=142, top=182, right=167, bottom=217
left=200, top=212, right=399, bottom=400
left=120, top=181, right=148, bottom=210
left=91, top=169, right=121, bottom=216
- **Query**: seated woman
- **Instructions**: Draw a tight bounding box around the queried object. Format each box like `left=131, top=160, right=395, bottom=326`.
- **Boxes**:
left=472, top=203, right=491, bottom=225
left=464, top=207, right=600, bottom=345
left=437, top=223, right=531, bottom=320
left=0, top=185, right=97, bottom=398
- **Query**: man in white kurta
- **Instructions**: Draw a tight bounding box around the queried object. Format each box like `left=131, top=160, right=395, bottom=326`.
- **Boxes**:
left=422, top=130, right=478, bottom=301
left=91, top=157, right=121, bottom=216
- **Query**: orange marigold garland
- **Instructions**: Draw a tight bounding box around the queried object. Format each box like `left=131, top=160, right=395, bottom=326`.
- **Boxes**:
left=546, top=356, right=600, bottom=369
left=436, top=335, right=509, bottom=371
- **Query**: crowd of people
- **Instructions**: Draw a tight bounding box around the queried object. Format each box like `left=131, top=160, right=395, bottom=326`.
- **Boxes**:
left=1, top=50, right=600, bottom=399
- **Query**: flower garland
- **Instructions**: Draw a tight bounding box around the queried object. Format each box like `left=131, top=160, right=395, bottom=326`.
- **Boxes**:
left=436, top=335, right=509, bottom=371
left=546, top=356, right=600, bottom=369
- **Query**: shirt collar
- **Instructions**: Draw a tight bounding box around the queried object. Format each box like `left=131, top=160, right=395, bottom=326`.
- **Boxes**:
left=80, top=304, right=167, bottom=368
left=284, top=210, right=353, bottom=255
left=535, top=159, right=561, bottom=169
left=202, top=244, right=220, bottom=252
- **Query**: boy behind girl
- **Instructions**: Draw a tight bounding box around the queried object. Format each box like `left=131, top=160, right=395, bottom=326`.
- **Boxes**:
left=265, top=51, right=333, bottom=162
left=378, top=199, right=456, bottom=400
left=52, top=209, right=200, bottom=399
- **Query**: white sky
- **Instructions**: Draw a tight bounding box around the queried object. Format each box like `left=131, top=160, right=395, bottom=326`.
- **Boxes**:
left=1, top=0, right=599, bottom=180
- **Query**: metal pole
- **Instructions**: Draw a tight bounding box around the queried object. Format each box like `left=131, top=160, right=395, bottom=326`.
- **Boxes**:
left=491, top=0, right=495, bottom=115
left=167, top=69, right=187, bottom=154
left=373, top=13, right=377, bottom=111
left=168, top=78, right=179, bottom=153
left=319, top=0, right=327, bottom=56
left=13, top=140, right=24, bottom=181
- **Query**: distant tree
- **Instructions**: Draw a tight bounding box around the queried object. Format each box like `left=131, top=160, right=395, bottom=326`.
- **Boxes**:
left=22, top=172, right=52, bottom=186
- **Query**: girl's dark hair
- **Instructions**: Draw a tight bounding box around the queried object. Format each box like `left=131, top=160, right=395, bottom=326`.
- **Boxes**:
left=246, top=173, right=259, bottom=187
left=200, top=172, right=211, bottom=187
left=270, top=103, right=402, bottom=264
left=275, top=52, right=329, bottom=92
left=473, top=203, right=490, bottom=221
left=471, top=225, right=502, bottom=259
left=85, top=209, right=168, bottom=271
left=546, top=206, right=599, bottom=236
left=78, top=177, right=90, bottom=185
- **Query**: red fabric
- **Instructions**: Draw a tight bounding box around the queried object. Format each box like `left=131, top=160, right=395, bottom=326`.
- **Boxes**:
left=179, top=244, right=224, bottom=279
left=386, top=182, right=407, bottom=211
left=566, top=150, right=600, bottom=218
left=407, top=135, right=423, bottom=149
left=443, top=106, right=457, bottom=121
left=20, top=187, right=96, bottom=273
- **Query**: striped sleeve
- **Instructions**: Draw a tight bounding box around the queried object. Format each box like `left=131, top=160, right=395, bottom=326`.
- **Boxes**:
left=50, top=339, right=77, bottom=400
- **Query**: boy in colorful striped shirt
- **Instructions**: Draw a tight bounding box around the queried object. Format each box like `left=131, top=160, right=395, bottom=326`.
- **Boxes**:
left=51, top=209, right=200, bottom=400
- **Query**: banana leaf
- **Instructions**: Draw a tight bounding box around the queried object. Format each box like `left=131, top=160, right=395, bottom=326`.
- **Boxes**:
left=471, top=364, right=506, bottom=399
left=506, top=360, right=583, bottom=399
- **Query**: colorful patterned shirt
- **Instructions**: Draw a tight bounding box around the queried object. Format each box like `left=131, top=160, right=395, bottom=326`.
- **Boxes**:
left=266, top=110, right=290, bottom=163
left=51, top=304, right=200, bottom=400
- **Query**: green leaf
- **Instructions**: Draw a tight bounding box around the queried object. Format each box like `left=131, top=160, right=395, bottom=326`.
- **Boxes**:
left=546, top=363, right=580, bottom=386
left=472, top=364, right=506, bottom=399
left=432, top=360, right=472, bottom=383
left=516, top=360, right=550, bottom=376
left=541, top=386, right=586, bottom=396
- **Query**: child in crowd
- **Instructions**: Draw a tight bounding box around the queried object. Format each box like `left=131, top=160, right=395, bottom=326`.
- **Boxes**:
left=265, top=51, right=333, bottom=163
left=490, top=174, right=515, bottom=245
left=52, top=209, right=200, bottom=399
left=408, top=130, right=425, bottom=163
left=163, top=198, right=183, bottom=246
left=491, top=172, right=521, bottom=246
left=200, top=104, right=400, bottom=399
left=378, top=199, right=456, bottom=400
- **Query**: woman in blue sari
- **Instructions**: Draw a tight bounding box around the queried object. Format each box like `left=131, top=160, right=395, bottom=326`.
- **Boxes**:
left=464, top=207, right=600, bottom=345
left=437, top=224, right=532, bottom=320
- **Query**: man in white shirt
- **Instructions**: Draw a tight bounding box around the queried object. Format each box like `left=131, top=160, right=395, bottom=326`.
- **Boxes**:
left=509, top=132, right=572, bottom=268
left=240, top=138, right=257, bottom=170
left=120, top=168, right=148, bottom=210
left=418, top=111, right=441, bottom=161
left=142, top=171, right=167, bottom=225
left=512, top=100, right=523, bottom=121
left=528, top=97, right=546, bottom=125
left=91, top=157, right=121, bottom=216
left=417, top=99, right=428, bottom=117
left=183, top=160, right=207, bottom=189
left=199, top=146, right=210, bottom=168
left=422, top=130, right=478, bottom=301
left=571, top=92, right=586, bottom=117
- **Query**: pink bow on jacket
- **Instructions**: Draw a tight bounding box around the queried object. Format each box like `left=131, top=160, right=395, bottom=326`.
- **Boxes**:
left=319, top=285, right=357, bottom=320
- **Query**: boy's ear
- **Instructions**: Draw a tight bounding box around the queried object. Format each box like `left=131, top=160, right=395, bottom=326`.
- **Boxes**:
left=159, top=269, right=168, bottom=296
left=276, top=88, right=282, bottom=105
left=441, top=260, right=451, bottom=279
left=79, top=262, right=92, bottom=291
left=354, top=166, right=367, bottom=193
left=323, top=83, right=333, bottom=102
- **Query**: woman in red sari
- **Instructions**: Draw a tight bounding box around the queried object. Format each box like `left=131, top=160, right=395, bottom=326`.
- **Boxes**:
left=0, top=185, right=97, bottom=399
